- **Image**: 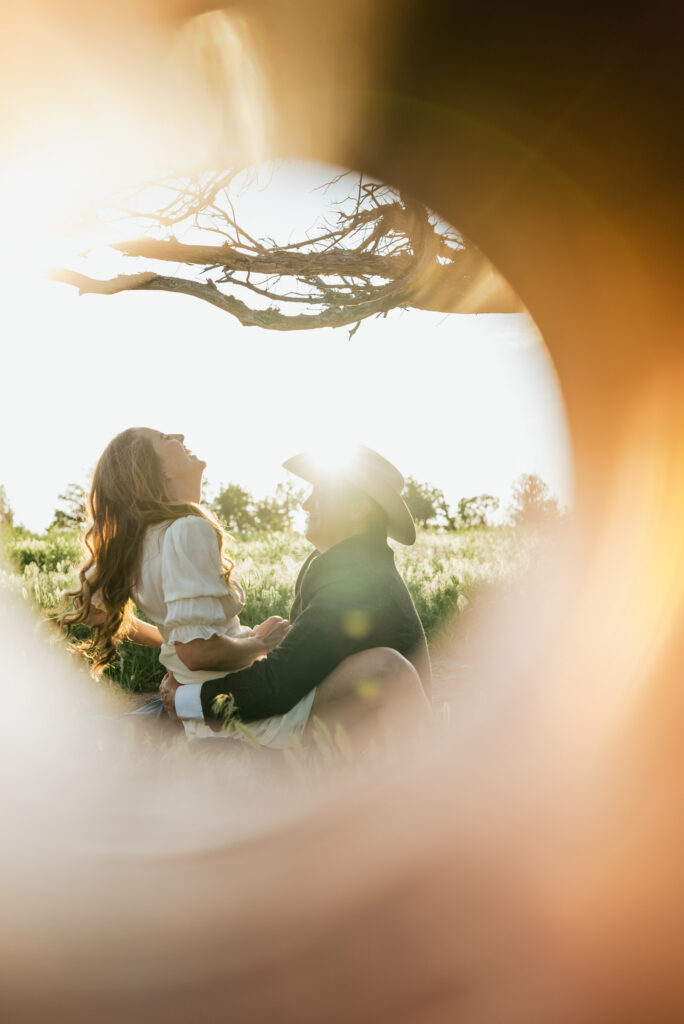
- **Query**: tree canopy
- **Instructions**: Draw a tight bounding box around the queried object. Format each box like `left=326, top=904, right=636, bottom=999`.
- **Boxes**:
left=509, top=473, right=562, bottom=524
left=52, top=167, right=523, bottom=335
left=457, top=494, right=500, bottom=529
left=403, top=478, right=502, bottom=530
left=212, top=480, right=305, bottom=534
left=50, top=483, right=88, bottom=530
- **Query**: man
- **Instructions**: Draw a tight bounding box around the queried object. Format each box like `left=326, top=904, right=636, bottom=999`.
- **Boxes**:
left=160, top=445, right=431, bottom=735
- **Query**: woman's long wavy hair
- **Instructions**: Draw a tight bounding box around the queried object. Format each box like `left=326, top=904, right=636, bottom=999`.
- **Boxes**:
left=60, top=427, right=233, bottom=673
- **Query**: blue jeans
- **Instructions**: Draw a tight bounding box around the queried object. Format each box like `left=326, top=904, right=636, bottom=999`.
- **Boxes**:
left=128, top=697, right=166, bottom=719
left=119, top=697, right=184, bottom=740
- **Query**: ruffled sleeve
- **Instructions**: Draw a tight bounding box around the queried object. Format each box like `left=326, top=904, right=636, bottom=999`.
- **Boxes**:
left=161, top=517, right=240, bottom=644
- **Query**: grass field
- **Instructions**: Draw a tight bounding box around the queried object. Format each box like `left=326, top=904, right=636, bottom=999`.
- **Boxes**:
left=0, top=523, right=541, bottom=695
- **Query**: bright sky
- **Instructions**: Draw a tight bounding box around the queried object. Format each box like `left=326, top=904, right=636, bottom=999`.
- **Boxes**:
left=0, top=161, right=572, bottom=533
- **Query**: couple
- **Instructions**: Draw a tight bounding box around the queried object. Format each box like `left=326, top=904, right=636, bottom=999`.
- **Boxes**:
left=63, top=428, right=431, bottom=748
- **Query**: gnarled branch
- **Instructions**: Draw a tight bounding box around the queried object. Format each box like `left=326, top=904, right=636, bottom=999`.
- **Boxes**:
left=52, top=168, right=523, bottom=330
left=51, top=270, right=410, bottom=330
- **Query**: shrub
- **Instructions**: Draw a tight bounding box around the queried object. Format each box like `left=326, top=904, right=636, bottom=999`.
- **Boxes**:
left=5, top=529, right=83, bottom=573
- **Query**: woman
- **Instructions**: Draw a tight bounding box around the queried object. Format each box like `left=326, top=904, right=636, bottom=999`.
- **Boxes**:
left=61, top=427, right=314, bottom=745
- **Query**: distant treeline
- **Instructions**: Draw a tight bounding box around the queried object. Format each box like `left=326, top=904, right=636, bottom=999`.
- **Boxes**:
left=0, top=472, right=564, bottom=537
left=402, top=474, right=563, bottom=529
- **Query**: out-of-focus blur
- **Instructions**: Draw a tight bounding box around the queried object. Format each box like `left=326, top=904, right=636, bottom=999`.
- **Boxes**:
left=1, top=2, right=683, bottom=1022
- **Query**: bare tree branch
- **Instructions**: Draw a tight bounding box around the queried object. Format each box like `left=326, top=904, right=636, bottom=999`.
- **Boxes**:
left=52, top=271, right=415, bottom=330
left=109, top=238, right=415, bottom=279
left=48, top=269, right=160, bottom=295
left=51, top=168, right=524, bottom=330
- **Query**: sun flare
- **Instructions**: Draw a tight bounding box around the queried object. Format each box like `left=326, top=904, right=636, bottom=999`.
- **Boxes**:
left=306, top=440, right=361, bottom=478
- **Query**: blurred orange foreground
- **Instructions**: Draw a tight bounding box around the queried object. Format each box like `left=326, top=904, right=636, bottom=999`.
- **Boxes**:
left=0, top=3, right=683, bottom=1022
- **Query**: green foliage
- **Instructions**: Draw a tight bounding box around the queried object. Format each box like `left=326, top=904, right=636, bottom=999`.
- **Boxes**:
left=394, top=527, right=531, bottom=639
left=4, top=528, right=83, bottom=573
left=1, top=526, right=166, bottom=693
left=50, top=482, right=88, bottom=529
left=212, top=482, right=256, bottom=533
left=403, top=476, right=443, bottom=526
left=250, top=496, right=287, bottom=532
left=456, top=494, right=500, bottom=529
left=0, top=522, right=538, bottom=695
left=230, top=530, right=311, bottom=625
left=253, top=481, right=306, bottom=531
left=212, top=693, right=262, bottom=747
left=212, top=479, right=306, bottom=534
left=403, top=480, right=501, bottom=531
left=101, top=627, right=166, bottom=693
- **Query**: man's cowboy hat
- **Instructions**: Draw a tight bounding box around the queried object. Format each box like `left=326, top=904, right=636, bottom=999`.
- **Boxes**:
left=282, top=444, right=416, bottom=545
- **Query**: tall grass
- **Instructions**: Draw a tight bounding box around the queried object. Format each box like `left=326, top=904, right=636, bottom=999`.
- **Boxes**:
left=0, top=524, right=538, bottom=693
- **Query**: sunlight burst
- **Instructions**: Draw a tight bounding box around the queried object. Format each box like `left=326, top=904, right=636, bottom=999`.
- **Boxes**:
left=306, top=440, right=360, bottom=477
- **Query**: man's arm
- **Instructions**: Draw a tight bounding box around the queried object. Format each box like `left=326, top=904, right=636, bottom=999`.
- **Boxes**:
left=192, top=582, right=369, bottom=724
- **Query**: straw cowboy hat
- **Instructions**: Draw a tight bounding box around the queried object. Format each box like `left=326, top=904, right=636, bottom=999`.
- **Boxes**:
left=282, top=444, right=416, bottom=545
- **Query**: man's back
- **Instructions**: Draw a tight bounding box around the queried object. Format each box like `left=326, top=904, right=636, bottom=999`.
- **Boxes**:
left=292, top=530, right=431, bottom=693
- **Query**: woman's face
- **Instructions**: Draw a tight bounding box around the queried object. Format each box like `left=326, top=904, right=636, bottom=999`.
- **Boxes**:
left=139, top=429, right=206, bottom=497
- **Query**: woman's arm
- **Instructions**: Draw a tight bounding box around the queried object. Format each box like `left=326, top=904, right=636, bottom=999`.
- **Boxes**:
left=160, top=518, right=288, bottom=673
left=125, top=618, right=163, bottom=648
left=83, top=607, right=163, bottom=648
left=175, top=617, right=289, bottom=673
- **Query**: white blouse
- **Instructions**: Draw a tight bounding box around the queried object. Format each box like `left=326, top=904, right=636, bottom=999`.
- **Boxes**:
left=92, top=515, right=314, bottom=745
left=135, top=516, right=249, bottom=660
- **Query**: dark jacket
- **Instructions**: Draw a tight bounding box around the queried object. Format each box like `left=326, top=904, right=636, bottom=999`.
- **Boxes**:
left=200, top=530, right=431, bottom=723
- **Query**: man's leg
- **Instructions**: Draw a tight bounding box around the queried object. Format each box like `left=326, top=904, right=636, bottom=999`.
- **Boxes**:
left=308, top=647, right=431, bottom=743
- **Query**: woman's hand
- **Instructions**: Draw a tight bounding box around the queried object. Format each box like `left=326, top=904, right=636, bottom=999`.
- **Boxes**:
left=251, top=616, right=290, bottom=651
